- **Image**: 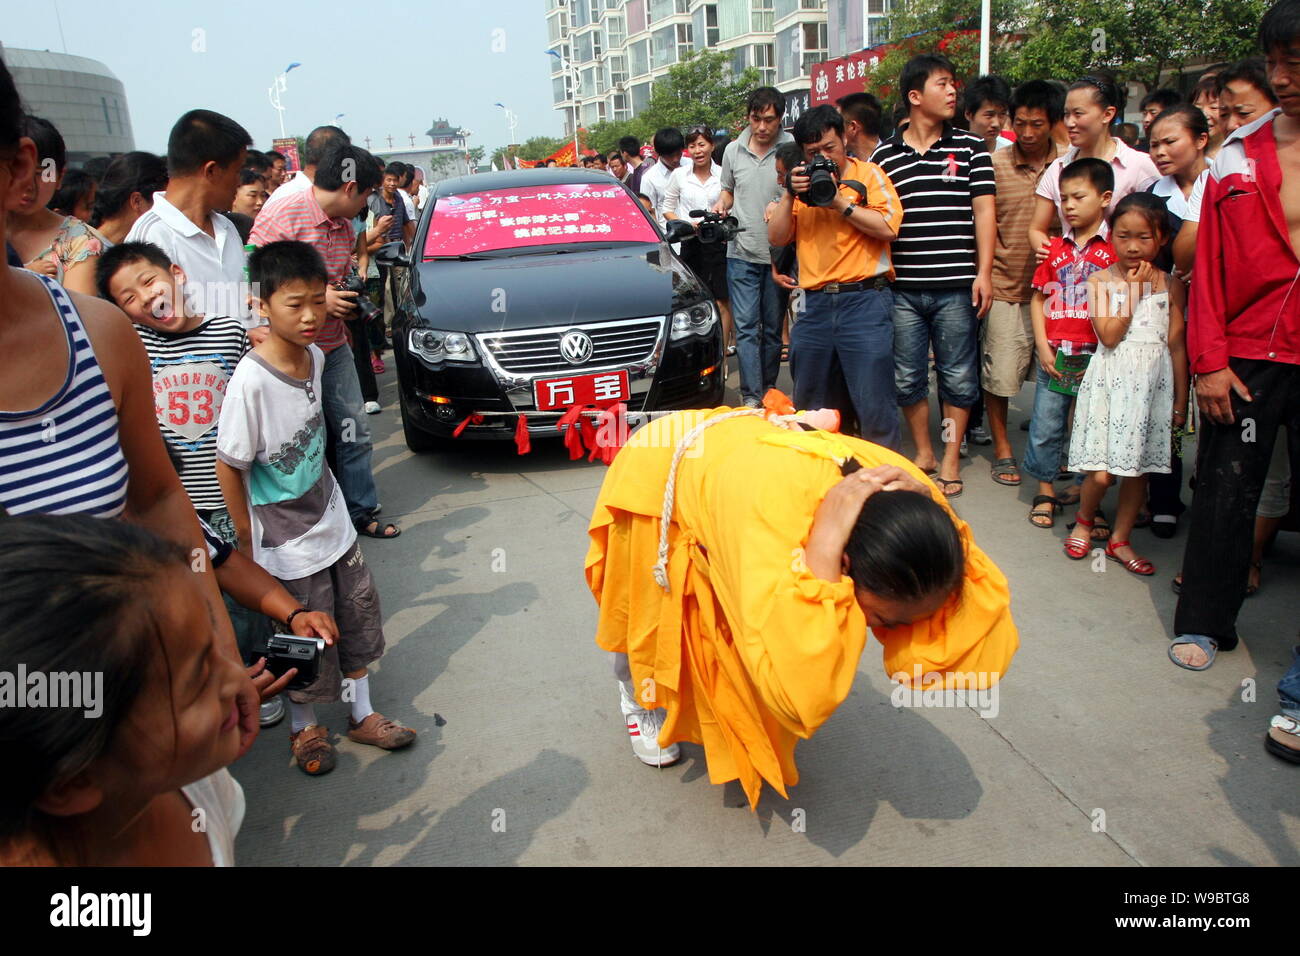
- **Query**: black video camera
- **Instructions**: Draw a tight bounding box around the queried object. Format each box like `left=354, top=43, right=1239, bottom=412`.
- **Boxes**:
left=788, top=153, right=840, bottom=207
left=264, top=634, right=326, bottom=691
left=335, top=275, right=381, bottom=324
left=689, top=209, right=743, bottom=244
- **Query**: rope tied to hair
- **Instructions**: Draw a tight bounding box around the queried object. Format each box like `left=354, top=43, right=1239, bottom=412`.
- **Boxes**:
left=651, top=409, right=804, bottom=592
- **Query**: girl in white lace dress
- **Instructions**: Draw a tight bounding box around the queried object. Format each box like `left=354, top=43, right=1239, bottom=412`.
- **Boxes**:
left=1065, top=194, right=1189, bottom=576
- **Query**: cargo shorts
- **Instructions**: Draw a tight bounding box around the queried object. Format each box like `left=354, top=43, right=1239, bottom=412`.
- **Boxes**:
left=981, top=299, right=1034, bottom=398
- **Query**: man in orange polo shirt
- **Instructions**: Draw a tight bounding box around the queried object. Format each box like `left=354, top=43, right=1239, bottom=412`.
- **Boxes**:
left=768, top=105, right=904, bottom=448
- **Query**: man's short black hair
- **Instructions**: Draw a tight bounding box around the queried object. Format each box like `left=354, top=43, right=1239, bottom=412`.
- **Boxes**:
left=746, top=86, right=785, bottom=118
left=166, top=109, right=252, bottom=177
left=1216, top=57, right=1280, bottom=103
left=1011, top=79, right=1065, bottom=125
left=249, top=241, right=329, bottom=301
left=653, top=127, right=685, bottom=157
left=1261, top=0, right=1300, bottom=55
left=314, top=143, right=382, bottom=193
left=1140, top=89, right=1183, bottom=113
left=243, top=149, right=270, bottom=173
left=94, top=241, right=173, bottom=300
left=774, top=141, right=805, bottom=172
left=793, top=104, right=845, bottom=146
left=900, top=54, right=957, bottom=104
left=384, top=160, right=405, bottom=179
left=837, top=92, right=883, bottom=138
left=1059, top=156, right=1115, bottom=196
left=618, top=135, right=641, bottom=157
left=21, top=116, right=66, bottom=173
left=963, top=75, right=1012, bottom=118
left=238, top=166, right=264, bottom=187
left=303, top=125, right=351, bottom=167
left=265, top=149, right=286, bottom=163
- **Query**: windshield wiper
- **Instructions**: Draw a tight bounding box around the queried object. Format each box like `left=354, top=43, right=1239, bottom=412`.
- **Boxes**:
left=425, top=253, right=497, bottom=261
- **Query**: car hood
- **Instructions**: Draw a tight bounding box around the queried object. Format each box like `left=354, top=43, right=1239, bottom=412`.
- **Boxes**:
left=411, top=243, right=703, bottom=333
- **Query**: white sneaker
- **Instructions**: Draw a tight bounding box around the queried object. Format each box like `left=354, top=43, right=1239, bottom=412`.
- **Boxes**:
left=617, top=681, right=680, bottom=767
left=364, top=401, right=382, bottom=414
left=260, top=696, right=285, bottom=728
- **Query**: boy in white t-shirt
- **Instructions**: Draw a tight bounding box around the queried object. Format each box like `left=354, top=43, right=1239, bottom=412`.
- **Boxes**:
left=216, top=240, right=416, bottom=776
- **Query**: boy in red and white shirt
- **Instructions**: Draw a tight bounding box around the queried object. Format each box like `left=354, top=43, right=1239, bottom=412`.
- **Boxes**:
left=1023, top=158, right=1116, bottom=530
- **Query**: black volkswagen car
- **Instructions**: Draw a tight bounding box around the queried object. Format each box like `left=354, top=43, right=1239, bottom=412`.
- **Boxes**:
left=378, top=169, right=725, bottom=452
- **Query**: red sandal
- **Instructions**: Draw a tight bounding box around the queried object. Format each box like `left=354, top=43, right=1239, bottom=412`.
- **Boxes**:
left=1064, top=515, right=1094, bottom=560
left=1106, top=540, right=1155, bottom=576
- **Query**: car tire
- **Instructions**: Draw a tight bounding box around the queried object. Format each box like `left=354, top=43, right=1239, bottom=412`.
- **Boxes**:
left=399, top=391, right=441, bottom=454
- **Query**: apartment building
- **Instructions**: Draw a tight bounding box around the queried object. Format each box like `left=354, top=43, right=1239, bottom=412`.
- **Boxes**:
left=544, top=0, right=837, bottom=136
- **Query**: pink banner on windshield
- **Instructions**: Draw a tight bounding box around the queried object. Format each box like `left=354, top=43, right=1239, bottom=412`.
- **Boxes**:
left=422, top=183, right=659, bottom=258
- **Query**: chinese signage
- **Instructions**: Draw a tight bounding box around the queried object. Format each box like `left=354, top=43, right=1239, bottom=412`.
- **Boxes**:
left=272, top=137, right=301, bottom=172
left=810, top=50, right=886, bottom=106
left=422, top=184, right=659, bottom=258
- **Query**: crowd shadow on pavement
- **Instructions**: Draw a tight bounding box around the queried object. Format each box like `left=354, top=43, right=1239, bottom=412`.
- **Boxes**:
left=667, top=675, right=983, bottom=859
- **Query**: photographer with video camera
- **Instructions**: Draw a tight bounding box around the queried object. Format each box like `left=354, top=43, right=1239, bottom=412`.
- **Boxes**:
left=664, top=126, right=734, bottom=344
left=767, top=105, right=904, bottom=449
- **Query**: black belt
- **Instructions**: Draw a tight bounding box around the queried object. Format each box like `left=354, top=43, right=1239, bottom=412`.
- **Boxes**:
left=814, top=276, right=891, bottom=294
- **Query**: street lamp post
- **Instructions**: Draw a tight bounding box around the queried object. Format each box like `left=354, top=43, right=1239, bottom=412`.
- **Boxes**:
left=494, top=103, right=519, bottom=167
left=978, top=0, right=991, bottom=76
left=547, top=49, right=581, bottom=165
left=267, top=61, right=302, bottom=139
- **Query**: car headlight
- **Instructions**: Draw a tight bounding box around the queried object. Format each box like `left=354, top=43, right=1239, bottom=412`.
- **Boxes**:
left=409, top=328, right=477, bottom=363
left=669, top=300, right=718, bottom=341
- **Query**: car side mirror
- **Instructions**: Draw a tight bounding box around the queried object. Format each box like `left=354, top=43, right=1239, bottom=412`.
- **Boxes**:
left=375, top=241, right=410, bottom=268
left=664, top=219, right=695, bottom=243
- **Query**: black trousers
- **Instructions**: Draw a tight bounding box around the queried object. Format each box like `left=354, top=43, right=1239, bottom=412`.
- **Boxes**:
left=347, top=316, right=379, bottom=403
left=1147, top=453, right=1185, bottom=517
left=1175, top=358, right=1300, bottom=646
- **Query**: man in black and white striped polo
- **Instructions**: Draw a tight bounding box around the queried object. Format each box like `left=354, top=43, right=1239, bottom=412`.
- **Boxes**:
left=872, top=54, right=997, bottom=500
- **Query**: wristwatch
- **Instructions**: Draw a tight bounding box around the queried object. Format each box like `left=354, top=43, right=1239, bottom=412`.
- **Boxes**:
left=842, top=203, right=855, bottom=219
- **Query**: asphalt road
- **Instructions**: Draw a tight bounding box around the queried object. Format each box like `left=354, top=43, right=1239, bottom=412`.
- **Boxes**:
left=232, top=362, right=1300, bottom=866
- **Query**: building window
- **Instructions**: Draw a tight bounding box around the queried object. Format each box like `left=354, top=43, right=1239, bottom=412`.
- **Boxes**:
left=868, top=0, right=890, bottom=13
left=652, top=24, right=678, bottom=68
left=627, top=0, right=647, bottom=34
left=692, top=3, right=720, bottom=48
left=752, top=0, right=774, bottom=34
left=576, top=31, right=595, bottom=63
left=573, top=0, right=589, bottom=29
left=553, top=75, right=571, bottom=104
left=548, top=17, right=562, bottom=43
left=718, top=0, right=747, bottom=40
left=867, top=15, right=889, bottom=46
left=607, top=54, right=628, bottom=87
left=630, top=37, right=650, bottom=76
left=605, top=13, right=625, bottom=48
left=649, top=0, right=675, bottom=23
left=632, top=81, right=653, bottom=114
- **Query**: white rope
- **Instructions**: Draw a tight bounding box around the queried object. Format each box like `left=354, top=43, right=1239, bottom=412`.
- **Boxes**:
left=651, top=409, right=804, bottom=592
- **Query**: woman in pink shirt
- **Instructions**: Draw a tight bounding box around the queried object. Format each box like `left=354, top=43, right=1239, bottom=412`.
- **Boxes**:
left=1029, top=74, right=1160, bottom=260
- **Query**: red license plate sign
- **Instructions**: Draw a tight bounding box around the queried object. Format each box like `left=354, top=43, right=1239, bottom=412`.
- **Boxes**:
left=533, top=371, right=629, bottom=411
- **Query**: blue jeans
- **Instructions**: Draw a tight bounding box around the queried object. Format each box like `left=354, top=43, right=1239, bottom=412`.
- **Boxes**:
left=791, top=287, right=899, bottom=450
left=1022, top=365, right=1075, bottom=484
left=321, top=342, right=378, bottom=524
left=892, top=287, right=980, bottom=408
left=1279, top=646, right=1300, bottom=720
left=727, top=258, right=784, bottom=402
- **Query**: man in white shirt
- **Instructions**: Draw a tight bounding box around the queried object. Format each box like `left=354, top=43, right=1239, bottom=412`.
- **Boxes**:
left=259, top=125, right=350, bottom=217
left=640, top=128, right=687, bottom=228
left=125, top=109, right=254, bottom=328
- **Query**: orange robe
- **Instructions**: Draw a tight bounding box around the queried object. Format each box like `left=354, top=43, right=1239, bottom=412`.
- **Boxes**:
left=585, top=408, right=1019, bottom=808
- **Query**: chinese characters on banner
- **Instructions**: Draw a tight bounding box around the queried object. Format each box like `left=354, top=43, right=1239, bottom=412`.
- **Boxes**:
left=422, top=184, right=660, bottom=258
left=810, top=51, right=884, bottom=106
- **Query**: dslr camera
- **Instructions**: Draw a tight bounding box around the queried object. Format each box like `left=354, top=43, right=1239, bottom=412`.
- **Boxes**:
left=689, top=209, right=743, bottom=244
left=263, top=634, right=326, bottom=691
left=788, top=153, right=840, bottom=207
left=334, top=275, right=381, bottom=324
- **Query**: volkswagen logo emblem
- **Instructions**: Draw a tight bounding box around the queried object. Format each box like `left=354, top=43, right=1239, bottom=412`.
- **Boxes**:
left=559, top=329, right=594, bottom=365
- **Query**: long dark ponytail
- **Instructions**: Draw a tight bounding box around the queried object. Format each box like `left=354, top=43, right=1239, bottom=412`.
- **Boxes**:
left=843, top=490, right=965, bottom=604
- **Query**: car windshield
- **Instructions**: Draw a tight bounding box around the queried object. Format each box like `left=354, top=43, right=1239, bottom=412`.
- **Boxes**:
left=422, top=182, right=659, bottom=259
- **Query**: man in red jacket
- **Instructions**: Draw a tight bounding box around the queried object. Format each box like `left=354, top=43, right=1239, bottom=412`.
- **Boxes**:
left=1171, top=2, right=1300, bottom=755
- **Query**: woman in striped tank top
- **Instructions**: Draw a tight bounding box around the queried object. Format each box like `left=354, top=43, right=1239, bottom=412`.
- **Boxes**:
left=0, top=59, right=260, bottom=752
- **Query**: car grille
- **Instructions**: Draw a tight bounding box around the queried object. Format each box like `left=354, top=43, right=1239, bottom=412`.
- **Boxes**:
left=476, top=317, right=662, bottom=376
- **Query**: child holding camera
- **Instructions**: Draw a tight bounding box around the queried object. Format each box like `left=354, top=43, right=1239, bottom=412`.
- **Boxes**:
left=216, top=241, right=416, bottom=776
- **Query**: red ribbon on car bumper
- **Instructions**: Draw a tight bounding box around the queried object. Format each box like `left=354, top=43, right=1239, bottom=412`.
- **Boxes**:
left=453, top=412, right=484, bottom=437
left=513, top=414, right=531, bottom=455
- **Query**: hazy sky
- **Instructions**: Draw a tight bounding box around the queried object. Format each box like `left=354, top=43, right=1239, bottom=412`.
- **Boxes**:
left=7, top=0, right=562, bottom=157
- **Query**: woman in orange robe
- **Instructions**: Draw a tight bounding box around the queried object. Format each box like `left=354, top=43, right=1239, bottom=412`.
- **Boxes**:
left=585, top=402, right=1019, bottom=809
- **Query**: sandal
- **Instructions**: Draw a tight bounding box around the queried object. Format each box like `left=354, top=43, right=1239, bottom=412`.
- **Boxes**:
left=356, top=518, right=401, bottom=539
left=1063, top=515, right=1094, bottom=559
left=1265, top=715, right=1300, bottom=764
left=1105, top=539, right=1155, bottom=576
left=1055, top=484, right=1082, bottom=507
left=1168, top=634, right=1218, bottom=671
left=991, top=457, right=1021, bottom=486
left=1067, top=508, right=1110, bottom=540
left=1028, top=494, right=1060, bottom=529
left=1171, top=573, right=1182, bottom=595
left=935, top=477, right=963, bottom=499
left=290, top=724, right=336, bottom=775
left=780, top=344, right=790, bottom=362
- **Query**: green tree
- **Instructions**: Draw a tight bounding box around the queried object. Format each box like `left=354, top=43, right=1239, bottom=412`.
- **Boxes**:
left=637, top=49, right=761, bottom=135
left=584, top=118, right=650, bottom=158
left=466, top=146, right=486, bottom=168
